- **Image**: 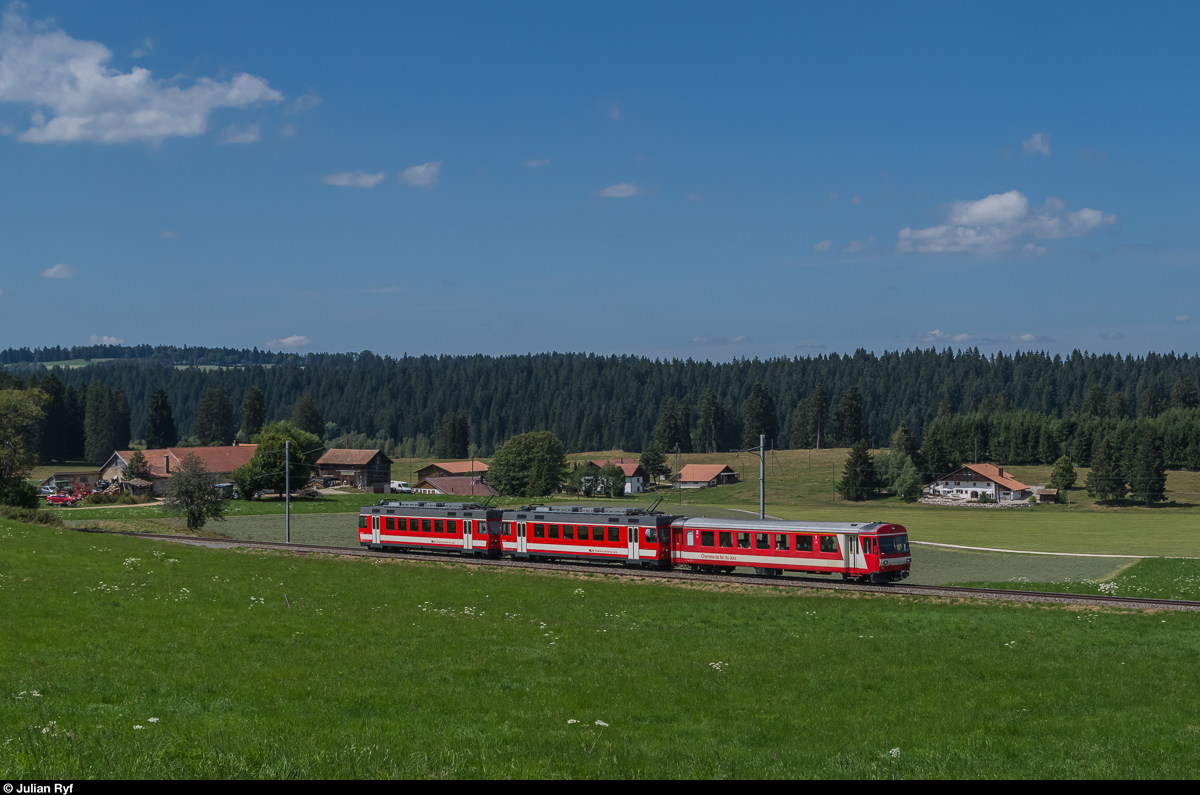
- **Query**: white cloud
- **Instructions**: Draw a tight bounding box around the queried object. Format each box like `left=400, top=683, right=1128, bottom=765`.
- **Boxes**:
left=279, top=123, right=296, bottom=137
left=915, top=329, right=973, bottom=344
left=218, top=122, right=260, bottom=145
left=0, top=7, right=282, bottom=144
left=812, top=240, right=833, bottom=253
left=897, top=190, right=1117, bottom=254
left=598, top=182, right=640, bottom=198
left=1021, top=243, right=1048, bottom=256
left=267, top=335, right=311, bottom=348
left=915, top=329, right=1052, bottom=345
left=289, top=92, right=320, bottom=113
left=842, top=237, right=875, bottom=253
left=160, top=230, right=177, bottom=238
left=89, top=334, right=123, bottom=345
left=1175, top=314, right=1190, bottom=323
left=849, top=195, right=864, bottom=205
left=399, top=161, right=441, bottom=189
left=523, top=158, right=550, bottom=169
left=40, top=263, right=73, bottom=278
left=322, top=171, right=384, bottom=188
left=1023, top=132, right=1051, bottom=156
left=130, top=37, right=153, bottom=59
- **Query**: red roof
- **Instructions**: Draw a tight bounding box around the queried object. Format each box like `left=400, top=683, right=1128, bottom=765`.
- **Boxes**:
left=418, top=460, right=489, bottom=475
left=414, top=476, right=498, bottom=496
left=116, top=445, right=258, bottom=478
left=672, top=464, right=737, bottom=483
left=588, top=458, right=646, bottom=477
left=317, top=448, right=391, bottom=466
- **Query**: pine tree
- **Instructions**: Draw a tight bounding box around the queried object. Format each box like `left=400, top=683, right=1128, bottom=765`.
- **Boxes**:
left=835, top=386, right=866, bottom=446
left=837, top=440, right=876, bottom=501
left=788, top=399, right=812, bottom=449
left=1171, top=378, right=1199, bottom=410
left=1085, top=439, right=1125, bottom=501
left=894, top=456, right=924, bottom=502
left=289, top=395, right=325, bottom=439
left=1082, top=384, right=1106, bottom=417
left=240, top=385, right=265, bottom=441
left=639, top=441, right=668, bottom=481
left=694, top=389, right=722, bottom=453
left=891, top=421, right=920, bottom=464
left=434, top=411, right=470, bottom=458
left=1049, top=455, right=1077, bottom=492
left=145, top=388, right=178, bottom=448
left=919, top=427, right=951, bottom=482
left=124, top=449, right=153, bottom=482
left=195, top=388, right=235, bottom=446
left=741, top=382, right=778, bottom=449
left=1138, top=386, right=1163, bottom=418
left=809, top=384, right=828, bottom=449
left=83, top=381, right=112, bottom=465
left=1127, top=433, right=1167, bottom=506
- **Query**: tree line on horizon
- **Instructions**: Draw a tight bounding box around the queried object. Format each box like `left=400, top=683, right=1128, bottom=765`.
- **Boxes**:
left=4, top=345, right=1200, bottom=475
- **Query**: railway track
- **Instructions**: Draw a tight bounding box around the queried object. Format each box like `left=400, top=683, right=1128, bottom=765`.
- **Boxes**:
left=90, top=529, right=1200, bottom=612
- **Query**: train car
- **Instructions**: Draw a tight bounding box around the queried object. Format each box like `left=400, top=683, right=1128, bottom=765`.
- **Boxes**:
left=670, top=517, right=910, bottom=582
left=499, top=505, right=674, bottom=567
left=358, top=501, right=504, bottom=556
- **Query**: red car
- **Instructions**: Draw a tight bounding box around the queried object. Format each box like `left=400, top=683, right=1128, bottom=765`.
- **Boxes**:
left=45, top=494, right=78, bottom=506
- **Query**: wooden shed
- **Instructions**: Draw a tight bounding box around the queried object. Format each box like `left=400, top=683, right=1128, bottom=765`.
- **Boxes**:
left=316, top=449, right=393, bottom=488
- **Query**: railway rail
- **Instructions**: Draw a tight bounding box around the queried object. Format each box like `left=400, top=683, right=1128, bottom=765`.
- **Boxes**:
left=88, top=529, right=1200, bottom=613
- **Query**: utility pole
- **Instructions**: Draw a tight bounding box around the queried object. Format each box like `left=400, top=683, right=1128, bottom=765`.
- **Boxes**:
left=285, top=439, right=291, bottom=544
left=759, top=434, right=765, bottom=519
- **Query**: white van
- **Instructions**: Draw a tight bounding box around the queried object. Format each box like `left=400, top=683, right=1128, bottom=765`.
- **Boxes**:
left=390, top=481, right=414, bottom=494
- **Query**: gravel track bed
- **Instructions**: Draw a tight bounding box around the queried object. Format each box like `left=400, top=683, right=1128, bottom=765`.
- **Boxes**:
left=94, top=530, right=1200, bottom=612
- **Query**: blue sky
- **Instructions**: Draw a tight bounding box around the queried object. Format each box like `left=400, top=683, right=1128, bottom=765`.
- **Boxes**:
left=1, top=1, right=1198, bottom=359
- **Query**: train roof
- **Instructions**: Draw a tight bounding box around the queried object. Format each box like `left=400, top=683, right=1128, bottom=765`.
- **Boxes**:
left=502, top=505, right=673, bottom=523
left=361, top=501, right=501, bottom=516
left=670, top=517, right=905, bottom=534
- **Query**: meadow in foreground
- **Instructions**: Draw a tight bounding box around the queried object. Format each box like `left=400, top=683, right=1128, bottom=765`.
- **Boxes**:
left=2, top=519, right=1198, bottom=778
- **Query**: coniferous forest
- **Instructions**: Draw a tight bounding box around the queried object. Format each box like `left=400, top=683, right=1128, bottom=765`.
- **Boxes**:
left=4, top=344, right=1200, bottom=471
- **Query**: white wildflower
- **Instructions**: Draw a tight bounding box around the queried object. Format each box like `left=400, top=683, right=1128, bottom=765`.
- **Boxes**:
left=890, top=747, right=900, bottom=758
left=595, top=720, right=608, bottom=727
left=133, top=725, right=144, bottom=730
left=148, top=717, right=159, bottom=723
left=567, top=719, right=578, bottom=724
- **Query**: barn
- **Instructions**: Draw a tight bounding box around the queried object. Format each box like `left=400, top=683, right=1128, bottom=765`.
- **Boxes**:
left=316, top=449, right=393, bottom=489
left=671, top=464, right=739, bottom=489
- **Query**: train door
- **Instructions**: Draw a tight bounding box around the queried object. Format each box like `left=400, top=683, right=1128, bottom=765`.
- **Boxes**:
left=463, top=520, right=473, bottom=551
left=371, top=515, right=381, bottom=545
left=626, top=524, right=640, bottom=563
left=849, top=535, right=867, bottom=572
left=517, top=522, right=527, bottom=555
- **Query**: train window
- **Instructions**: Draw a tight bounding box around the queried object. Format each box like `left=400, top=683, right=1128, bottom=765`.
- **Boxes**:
left=644, top=528, right=657, bottom=543
left=563, top=525, right=574, bottom=540
left=796, top=535, right=813, bottom=552
left=434, top=520, right=444, bottom=533
left=577, top=526, right=589, bottom=541
left=447, top=520, right=457, bottom=535
left=756, top=533, right=770, bottom=549
left=775, top=534, right=789, bottom=550
left=819, top=536, right=839, bottom=553
left=358, top=516, right=368, bottom=529
left=687, top=530, right=695, bottom=546
left=878, top=535, right=910, bottom=554
left=700, top=530, right=714, bottom=546
left=607, top=527, right=619, bottom=543
left=533, top=524, right=545, bottom=538
left=422, top=519, right=432, bottom=533
left=503, top=521, right=512, bottom=536
left=548, top=524, right=560, bottom=539
left=719, top=532, right=733, bottom=548
left=737, top=532, right=751, bottom=548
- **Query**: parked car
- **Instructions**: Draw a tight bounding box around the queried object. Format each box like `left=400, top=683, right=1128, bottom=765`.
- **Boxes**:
left=40, top=485, right=55, bottom=495
left=46, top=493, right=78, bottom=506
left=390, top=481, right=414, bottom=494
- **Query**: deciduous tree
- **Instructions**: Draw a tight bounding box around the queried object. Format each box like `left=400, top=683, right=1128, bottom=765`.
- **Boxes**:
left=160, top=452, right=226, bottom=530
left=488, top=431, right=568, bottom=498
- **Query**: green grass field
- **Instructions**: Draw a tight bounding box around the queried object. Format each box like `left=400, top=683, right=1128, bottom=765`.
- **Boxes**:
left=3, top=519, right=1199, bottom=779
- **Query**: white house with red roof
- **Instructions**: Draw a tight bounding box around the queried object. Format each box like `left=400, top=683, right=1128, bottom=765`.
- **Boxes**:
left=586, top=458, right=649, bottom=494
left=927, top=463, right=1031, bottom=501
left=671, top=463, right=739, bottom=489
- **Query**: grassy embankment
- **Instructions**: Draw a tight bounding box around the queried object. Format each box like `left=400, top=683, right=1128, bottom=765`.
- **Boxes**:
left=3, top=518, right=1199, bottom=779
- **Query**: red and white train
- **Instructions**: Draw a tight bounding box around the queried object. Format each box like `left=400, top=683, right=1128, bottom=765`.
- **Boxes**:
left=358, top=502, right=911, bottom=583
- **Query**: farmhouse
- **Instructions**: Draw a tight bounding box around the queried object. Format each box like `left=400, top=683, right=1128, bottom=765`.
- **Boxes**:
left=415, top=460, right=489, bottom=480
left=316, top=448, right=393, bottom=489
left=927, top=464, right=1032, bottom=502
left=413, top=476, right=498, bottom=497
left=672, top=464, right=739, bottom=489
left=100, top=444, right=259, bottom=495
left=586, top=458, right=649, bottom=494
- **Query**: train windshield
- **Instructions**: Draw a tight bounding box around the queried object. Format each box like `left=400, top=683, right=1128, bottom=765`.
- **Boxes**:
left=878, top=535, right=910, bottom=554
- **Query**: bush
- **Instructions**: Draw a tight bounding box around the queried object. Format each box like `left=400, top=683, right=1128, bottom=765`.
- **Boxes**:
left=0, top=505, right=64, bottom=527
left=80, top=492, right=153, bottom=506
left=0, top=480, right=40, bottom=510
